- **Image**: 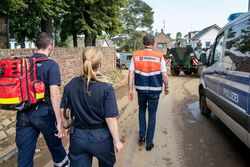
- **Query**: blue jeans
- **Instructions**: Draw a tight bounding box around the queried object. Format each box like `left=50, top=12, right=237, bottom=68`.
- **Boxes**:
left=15, top=105, right=68, bottom=167
left=137, top=92, right=160, bottom=145
left=69, top=127, right=115, bottom=167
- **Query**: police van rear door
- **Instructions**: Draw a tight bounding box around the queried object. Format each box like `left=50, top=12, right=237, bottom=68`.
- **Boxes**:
left=218, top=18, right=250, bottom=147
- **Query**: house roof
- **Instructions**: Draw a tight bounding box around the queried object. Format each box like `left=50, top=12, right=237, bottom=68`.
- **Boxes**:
left=191, top=24, right=221, bottom=40
left=96, top=39, right=116, bottom=47
left=155, top=31, right=173, bottom=41
left=106, top=39, right=115, bottom=47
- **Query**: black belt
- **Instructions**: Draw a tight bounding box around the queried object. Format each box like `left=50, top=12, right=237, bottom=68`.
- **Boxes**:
left=74, top=123, right=107, bottom=130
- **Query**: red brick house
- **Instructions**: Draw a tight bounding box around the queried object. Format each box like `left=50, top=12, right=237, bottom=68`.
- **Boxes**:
left=154, top=30, right=172, bottom=56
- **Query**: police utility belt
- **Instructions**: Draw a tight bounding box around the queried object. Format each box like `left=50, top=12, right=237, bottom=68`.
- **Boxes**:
left=74, top=122, right=107, bottom=130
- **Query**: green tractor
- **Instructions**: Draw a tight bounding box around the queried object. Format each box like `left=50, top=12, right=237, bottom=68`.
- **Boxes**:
left=166, top=45, right=206, bottom=76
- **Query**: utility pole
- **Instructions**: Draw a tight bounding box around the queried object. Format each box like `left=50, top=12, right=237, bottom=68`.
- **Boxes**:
left=162, top=19, right=166, bottom=33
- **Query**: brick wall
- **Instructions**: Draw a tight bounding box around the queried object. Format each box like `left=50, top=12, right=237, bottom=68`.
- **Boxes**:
left=155, top=32, right=172, bottom=56
left=0, top=47, right=116, bottom=146
left=0, top=17, right=7, bottom=49
left=0, top=47, right=116, bottom=87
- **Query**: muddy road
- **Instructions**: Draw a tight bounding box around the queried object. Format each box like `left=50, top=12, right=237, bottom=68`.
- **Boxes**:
left=116, top=75, right=250, bottom=167
left=1, top=74, right=250, bottom=167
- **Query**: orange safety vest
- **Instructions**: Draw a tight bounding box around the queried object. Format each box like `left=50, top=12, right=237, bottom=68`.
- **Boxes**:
left=132, top=49, right=163, bottom=93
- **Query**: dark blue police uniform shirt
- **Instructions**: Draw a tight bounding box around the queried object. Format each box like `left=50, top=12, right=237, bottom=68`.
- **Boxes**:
left=29, top=53, right=61, bottom=115
left=60, top=76, right=119, bottom=126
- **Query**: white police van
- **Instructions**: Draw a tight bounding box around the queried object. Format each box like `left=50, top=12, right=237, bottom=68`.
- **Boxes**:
left=199, top=12, right=250, bottom=148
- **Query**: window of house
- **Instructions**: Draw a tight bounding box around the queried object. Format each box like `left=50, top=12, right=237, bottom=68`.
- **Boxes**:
left=126, top=55, right=132, bottom=60
left=225, top=19, right=250, bottom=72
left=157, top=43, right=166, bottom=49
left=205, top=42, right=211, bottom=48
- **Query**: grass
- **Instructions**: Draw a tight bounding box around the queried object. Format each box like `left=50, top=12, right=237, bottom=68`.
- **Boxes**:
left=105, top=69, right=125, bottom=85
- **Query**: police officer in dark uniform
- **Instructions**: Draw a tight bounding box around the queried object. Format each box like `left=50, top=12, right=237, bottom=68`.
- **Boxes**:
left=15, top=33, right=69, bottom=167
left=61, top=48, right=123, bottom=167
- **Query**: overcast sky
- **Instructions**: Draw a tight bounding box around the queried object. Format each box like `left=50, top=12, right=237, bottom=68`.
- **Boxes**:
left=143, top=0, right=249, bottom=38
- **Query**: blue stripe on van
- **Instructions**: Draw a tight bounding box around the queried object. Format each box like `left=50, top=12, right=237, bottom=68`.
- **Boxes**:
left=223, top=73, right=249, bottom=85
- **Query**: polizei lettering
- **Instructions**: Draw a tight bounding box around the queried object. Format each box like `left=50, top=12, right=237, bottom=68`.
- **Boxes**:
left=223, top=88, right=239, bottom=103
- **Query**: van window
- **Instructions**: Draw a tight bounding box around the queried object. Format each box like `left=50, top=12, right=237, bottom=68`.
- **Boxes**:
left=209, top=33, right=224, bottom=65
left=126, top=55, right=132, bottom=60
left=225, top=20, right=250, bottom=72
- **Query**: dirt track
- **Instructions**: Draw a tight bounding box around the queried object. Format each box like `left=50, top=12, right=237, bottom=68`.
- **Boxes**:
left=115, top=75, right=195, bottom=167
left=115, top=74, right=250, bottom=167
left=1, top=73, right=250, bottom=167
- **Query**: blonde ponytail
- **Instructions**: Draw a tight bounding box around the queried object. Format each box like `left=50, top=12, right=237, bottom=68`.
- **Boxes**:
left=82, top=48, right=109, bottom=95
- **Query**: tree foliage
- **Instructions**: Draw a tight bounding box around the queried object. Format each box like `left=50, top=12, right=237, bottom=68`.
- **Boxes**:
left=0, top=0, right=66, bottom=48
left=0, top=0, right=152, bottom=49
left=122, top=0, right=153, bottom=35
left=118, top=0, right=154, bottom=52
left=61, top=0, right=127, bottom=47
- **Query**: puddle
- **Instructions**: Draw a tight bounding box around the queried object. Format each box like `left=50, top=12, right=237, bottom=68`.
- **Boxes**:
left=187, top=101, right=202, bottom=120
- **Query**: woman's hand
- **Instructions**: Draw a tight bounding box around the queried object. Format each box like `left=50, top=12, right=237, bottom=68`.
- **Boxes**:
left=55, top=121, right=64, bottom=138
left=128, top=90, right=134, bottom=101
left=114, top=140, right=123, bottom=153
left=164, top=85, right=169, bottom=95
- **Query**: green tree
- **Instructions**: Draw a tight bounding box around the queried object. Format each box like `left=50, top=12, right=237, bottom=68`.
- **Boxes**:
left=1, top=0, right=66, bottom=48
left=122, top=0, right=153, bottom=35
left=119, top=0, right=154, bottom=52
left=0, top=0, right=26, bottom=11
left=61, top=0, right=127, bottom=47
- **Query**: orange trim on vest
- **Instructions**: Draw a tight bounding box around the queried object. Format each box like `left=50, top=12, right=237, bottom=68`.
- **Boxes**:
left=133, top=50, right=163, bottom=73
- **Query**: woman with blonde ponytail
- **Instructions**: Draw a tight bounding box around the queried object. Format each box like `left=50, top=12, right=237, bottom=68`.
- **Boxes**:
left=61, top=48, right=123, bottom=167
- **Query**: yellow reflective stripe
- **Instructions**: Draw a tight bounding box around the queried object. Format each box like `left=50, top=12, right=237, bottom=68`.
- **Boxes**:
left=0, top=97, right=20, bottom=104
left=36, top=93, right=44, bottom=100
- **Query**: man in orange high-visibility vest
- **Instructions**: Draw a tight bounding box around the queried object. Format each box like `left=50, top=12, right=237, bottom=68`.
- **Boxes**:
left=128, top=34, right=169, bottom=151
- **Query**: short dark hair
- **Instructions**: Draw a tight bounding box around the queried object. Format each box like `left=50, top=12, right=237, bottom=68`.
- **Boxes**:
left=36, top=32, right=53, bottom=49
left=143, top=34, right=155, bottom=46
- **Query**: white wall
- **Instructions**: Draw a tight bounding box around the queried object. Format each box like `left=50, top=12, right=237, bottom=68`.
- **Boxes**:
left=199, top=28, right=219, bottom=48
left=9, top=40, right=35, bottom=49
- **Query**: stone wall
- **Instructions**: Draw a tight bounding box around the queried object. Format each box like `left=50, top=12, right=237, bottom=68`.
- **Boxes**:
left=0, top=47, right=116, bottom=148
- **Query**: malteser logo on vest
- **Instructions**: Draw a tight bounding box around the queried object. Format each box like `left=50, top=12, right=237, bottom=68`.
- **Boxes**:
left=135, top=56, right=160, bottom=63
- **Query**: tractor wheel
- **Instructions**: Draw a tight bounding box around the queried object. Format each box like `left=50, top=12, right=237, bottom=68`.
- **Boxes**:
left=171, top=67, right=180, bottom=76
left=183, top=71, right=192, bottom=75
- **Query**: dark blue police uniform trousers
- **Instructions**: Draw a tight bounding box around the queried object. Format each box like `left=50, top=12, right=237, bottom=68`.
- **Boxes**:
left=137, top=92, right=160, bottom=145
left=69, top=127, right=115, bottom=167
left=15, top=105, right=68, bottom=167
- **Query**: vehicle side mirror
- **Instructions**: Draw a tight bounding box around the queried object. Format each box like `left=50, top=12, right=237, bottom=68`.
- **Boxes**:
left=200, top=53, right=207, bottom=65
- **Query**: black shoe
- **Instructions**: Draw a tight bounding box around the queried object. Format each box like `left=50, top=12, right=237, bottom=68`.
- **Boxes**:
left=138, top=137, right=145, bottom=144
left=146, top=144, right=154, bottom=151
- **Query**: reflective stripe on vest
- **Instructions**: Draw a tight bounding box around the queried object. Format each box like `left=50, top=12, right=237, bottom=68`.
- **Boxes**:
left=134, top=70, right=161, bottom=76
left=135, top=86, right=162, bottom=91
